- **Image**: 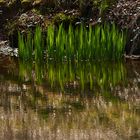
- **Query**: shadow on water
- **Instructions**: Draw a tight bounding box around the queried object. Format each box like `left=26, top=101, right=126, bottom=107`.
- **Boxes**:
left=0, top=55, right=140, bottom=140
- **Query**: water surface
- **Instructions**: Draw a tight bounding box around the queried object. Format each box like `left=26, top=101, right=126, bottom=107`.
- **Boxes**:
left=0, top=54, right=140, bottom=140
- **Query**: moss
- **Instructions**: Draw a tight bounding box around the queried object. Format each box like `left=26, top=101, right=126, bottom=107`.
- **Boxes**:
left=53, top=13, right=78, bottom=25
left=0, top=0, right=6, bottom=4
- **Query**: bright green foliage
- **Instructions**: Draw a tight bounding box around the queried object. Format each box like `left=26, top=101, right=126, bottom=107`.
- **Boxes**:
left=18, top=23, right=126, bottom=61
left=18, top=32, right=25, bottom=59
left=34, top=26, right=43, bottom=61
left=18, top=31, right=33, bottom=60
left=55, top=24, right=65, bottom=60
left=47, top=24, right=55, bottom=58
left=50, top=23, right=126, bottom=61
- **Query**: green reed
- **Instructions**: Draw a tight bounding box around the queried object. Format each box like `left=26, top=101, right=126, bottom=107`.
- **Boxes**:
left=55, top=24, right=65, bottom=60
left=34, top=26, right=43, bottom=61
left=47, top=24, right=55, bottom=58
left=18, top=23, right=126, bottom=61
left=18, top=31, right=33, bottom=60
left=67, top=24, right=74, bottom=60
left=18, top=32, right=25, bottom=59
left=18, top=26, right=43, bottom=61
left=51, top=23, right=126, bottom=61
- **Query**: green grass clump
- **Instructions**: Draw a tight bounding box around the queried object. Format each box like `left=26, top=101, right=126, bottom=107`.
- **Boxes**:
left=18, top=23, right=126, bottom=61
left=18, top=31, right=33, bottom=60
left=34, top=26, right=44, bottom=61
left=47, top=24, right=55, bottom=59
left=18, top=26, right=44, bottom=61
left=46, top=23, right=126, bottom=61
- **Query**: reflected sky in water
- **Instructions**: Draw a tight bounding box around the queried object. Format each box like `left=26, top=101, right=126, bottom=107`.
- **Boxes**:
left=0, top=55, right=140, bottom=140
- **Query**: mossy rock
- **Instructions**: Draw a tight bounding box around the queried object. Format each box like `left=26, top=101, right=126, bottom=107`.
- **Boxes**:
left=53, top=12, right=79, bottom=25
left=0, top=0, right=6, bottom=5
left=0, top=0, right=17, bottom=8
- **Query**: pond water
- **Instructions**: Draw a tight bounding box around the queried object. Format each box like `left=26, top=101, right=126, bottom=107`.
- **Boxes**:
left=0, top=54, right=140, bottom=140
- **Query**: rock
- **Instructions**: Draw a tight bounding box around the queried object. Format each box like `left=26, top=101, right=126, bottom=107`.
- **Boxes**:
left=5, top=10, right=44, bottom=48
left=124, top=54, right=140, bottom=60
left=32, top=0, right=42, bottom=6
left=109, top=0, right=140, bottom=55
left=0, top=40, right=18, bottom=56
left=18, top=10, right=44, bottom=30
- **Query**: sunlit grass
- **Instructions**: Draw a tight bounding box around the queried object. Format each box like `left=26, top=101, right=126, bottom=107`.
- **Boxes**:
left=47, top=24, right=55, bottom=59
left=18, top=23, right=126, bottom=61
left=34, top=26, right=44, bottom=61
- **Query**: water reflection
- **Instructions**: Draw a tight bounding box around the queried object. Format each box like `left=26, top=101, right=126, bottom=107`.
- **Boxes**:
left=0, top=56, right=140, bottom=140
left=19, top=60, right=126, bottom=92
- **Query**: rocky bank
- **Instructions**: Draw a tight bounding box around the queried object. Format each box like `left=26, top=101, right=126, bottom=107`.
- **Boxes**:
left=0, top=0, right=140, bottom=56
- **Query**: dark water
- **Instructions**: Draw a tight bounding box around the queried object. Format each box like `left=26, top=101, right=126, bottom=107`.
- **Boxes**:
left=0, top=54, right=140, bottom=140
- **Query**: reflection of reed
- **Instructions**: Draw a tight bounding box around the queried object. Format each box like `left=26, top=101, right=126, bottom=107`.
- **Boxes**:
left=19, top=61, right=126, bottom=91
